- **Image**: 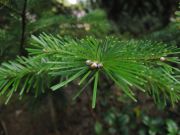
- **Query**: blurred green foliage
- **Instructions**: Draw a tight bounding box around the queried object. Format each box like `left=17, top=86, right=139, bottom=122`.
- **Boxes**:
left=58, top=9, right=111, bottom=38
left=144, top=23, right=180, bottom=47
left=175, top=3, right=180, bottom=29
left=94, top=106, right=180, bottom=135
left=0, top=0, right=111, bottom=61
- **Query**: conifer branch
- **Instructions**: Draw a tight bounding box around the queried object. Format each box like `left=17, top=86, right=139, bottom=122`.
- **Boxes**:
left=0, top=34, right=179, bottom=108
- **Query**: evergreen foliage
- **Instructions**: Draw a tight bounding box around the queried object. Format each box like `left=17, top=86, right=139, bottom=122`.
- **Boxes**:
left=0, top=34, right=179, bottom=108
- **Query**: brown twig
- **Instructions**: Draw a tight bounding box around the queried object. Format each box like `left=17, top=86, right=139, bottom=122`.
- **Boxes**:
left=20, top=0, right=27, bottom=56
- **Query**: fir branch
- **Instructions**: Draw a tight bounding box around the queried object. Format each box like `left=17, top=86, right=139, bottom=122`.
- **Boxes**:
left=0, top=56, right=52, bottom=103
left=0, top=34, right=179, bottom=108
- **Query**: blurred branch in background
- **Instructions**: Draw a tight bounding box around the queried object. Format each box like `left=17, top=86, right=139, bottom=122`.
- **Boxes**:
left=20, top=0, right=27, bottom=56
left=175, top=3, right=180, bottom=29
